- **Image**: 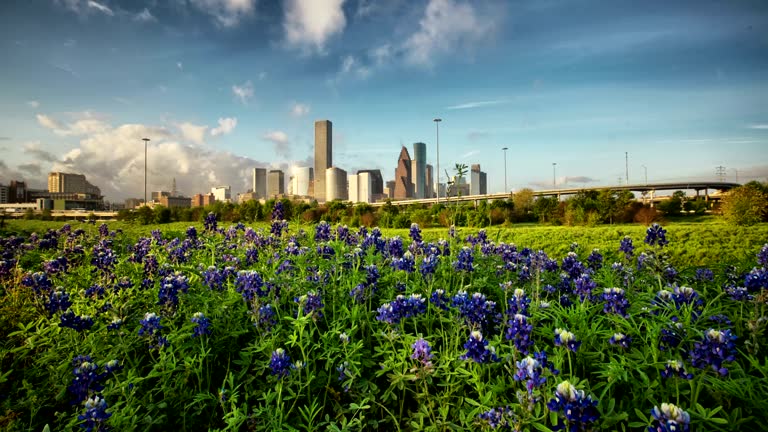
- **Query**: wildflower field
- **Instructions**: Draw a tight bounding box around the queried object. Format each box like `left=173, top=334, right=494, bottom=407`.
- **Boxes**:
left=1, top=206, right=767, bottom=431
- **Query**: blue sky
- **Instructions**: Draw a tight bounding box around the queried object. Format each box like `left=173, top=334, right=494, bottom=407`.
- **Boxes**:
left=1, top=0, right=767, bottom=200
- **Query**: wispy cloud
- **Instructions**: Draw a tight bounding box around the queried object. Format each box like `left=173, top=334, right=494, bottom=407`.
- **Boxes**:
left=177, top=62, right=183, bottom=71
left=263, top=130, right=290, bottom=157
left=189, top=0, right=256, bottom=27
left=467, top=130, right=490, bottom=141
left=290, top=102, right=311, bottom=117
left=461, top=150, right=479, bottom=158
left=211, top=117, right=237, bottom=136
left=23, top=142, right=58, bottom=162
left=446, top=100, right=509, bottom=110
left=51, top=63, right=79, bottom=78
left=87, top=0, right=114, bottom=16
left=27, top=100, right=40, bottom=109
left=232, top=80, right=254, bottom=105
left=748, top=124, right=768, bottom=130
left=134, top=8, right=156, bottom=23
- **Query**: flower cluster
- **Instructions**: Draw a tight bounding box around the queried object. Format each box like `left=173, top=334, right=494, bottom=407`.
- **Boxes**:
left=602, top=287, right=630, bottom=317
left=409, top=223, right=423, bottom=244
left=139, top=312, right=168, bottom=349
left=420, top=252, right=440, bottom=278
left=269, top=348, right=292, bottom=378
left=609, top=332, right=631, bottom=349
left=554, top=328, right=581, bottom=353
left=235, top=270, right=268, bottom=301
left=391, top=251, right=416, bottom=273
left=695, top=268, right=714, bottom=282
left=645, top=223, right=669, bottom=247
left=295, top=291, right=324, bottom=320
left=454, top=246, right=475, bottom=272
left=191, top=312, right=212, bottom=337
left=60, top=311, right=94, bottom=332
left=573, top=275, right=597, bottom=303
left=314, top=221, right=332, bottom=242
left=452, top=291, right=501, bottom=334
left=661, top=360, right=693, bottom=380
left=460, top=330, right=498, bottom=364
left=204, top=212, right=218, bottom=233
left=376, top=294, right=426, bottom=325
left=46, top=288, right=72, bottom=316
left=587, top=249, right=603, bottom=270
left=546, top=380, right=599, bottom=432
left=619, top=236, right=634, bottom=259
left=649, top=403, right=690, bottom=432
left=411, top=338, right=434, bottom=368
left=158, top=273, right=190, bottom=310
left=506, top=314, right=534, bottom=355
left=78, top=395, right=111, bottom=431
left=69, top=355, right=106, bottom=403
left=507, top=288, right=531, bottom=316
left=689, top=328, right=737, bottom=376
left=478, top=406, right=516, bottom=429
left=429, top=289, right=450, bottom=310
left=514, top=355, right=548, bottom=395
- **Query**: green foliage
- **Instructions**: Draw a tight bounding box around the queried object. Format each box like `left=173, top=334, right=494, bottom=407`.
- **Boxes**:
left=721, top=182, right=768, bottom=226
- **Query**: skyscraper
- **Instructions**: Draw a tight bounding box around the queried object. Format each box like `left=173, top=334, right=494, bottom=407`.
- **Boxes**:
left=426, top=164, right=434, bottom=199
left=48, top=172, right=101, bottom=196
left=412, top=142, right=426, bottom=199
left=470, top=164, right=488, bottom=195
left=289, top=166, right=313, bottom=196
left=348, top=174, right=359, bottom=203
left=252, top=168, right=267, bottom=199
left=211, top=186, right=231, bottom=202
left=358, top=171, right=372, bottom=203
left=393, top=146, right=413, bottom=199
left=314, top=120, right=332, bottom=202
left=326, top=167, right=347, bottom=201
left=268, top=170, right=285, bottom=197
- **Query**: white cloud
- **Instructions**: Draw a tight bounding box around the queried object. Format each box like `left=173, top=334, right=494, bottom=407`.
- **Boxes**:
left=748, top=124, right=768, bottom=130
left=189, top=0, right=256, bottom=27
left=232, top=80, right=254, bottom=104
left=446, top=100, right=509, bottom=110
left=284, top=0, right=347, bottom=54
left=290, top=102, right=311, bottom=117
left=27, top=100, right=40, bottom=109
left=403, top=0, right=498, bottom=67
left=87, top=0, right=114, bottom=16
left=37, top=114, right=65, bottom=132
left=135, top=8, right=156, bottom=22
left=177, top=122, right=209, bottom=144
left=177, top=61, right=183, bottom=71
left=339, top=55, right=371, bottom=79
left=211, top=117, right=237, bottom=136
left=263, top=130, right=290, bottom=157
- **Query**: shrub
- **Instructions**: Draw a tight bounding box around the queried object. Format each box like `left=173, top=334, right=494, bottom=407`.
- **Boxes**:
left=721, top=183, right=768, bottom=226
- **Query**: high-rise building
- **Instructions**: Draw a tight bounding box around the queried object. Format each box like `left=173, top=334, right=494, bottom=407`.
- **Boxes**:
left=191, top=193, right=215, bottom=207
left=357, top=169, right=383, bottom=196
left=267, top=170, right=285, bottom=197
left=289, top=167, right=313, bottom=197
left=358, top=171, right=372, bottom=203
left=326, top=167, right=347, bottom=201
left=124, top=198, right=143, bottom=209
left=385, top=180, right=395, bottom=199
left=212, top=186, right=231, bottom=202
left=8, top=180, right=27, bottom=203
left=0, top=184, right=8, bottom=204
left=252, top=168, right=267, bottom=199
left=152, top=191, right=170, bottom=202
left=158, top=195, right=191, bottom=208
left=426, top=164, right=434, bottom=199
left=48, top=172, right=101, bottom=196
left=314, top=120, right=332, bottom=202
left=470, top=164, right=488, bottom=195
left=393, top=146, right=413, bottom=199
left=411, top=142, right=427, bottom=199
left=348, top=174, right=359, bottom=203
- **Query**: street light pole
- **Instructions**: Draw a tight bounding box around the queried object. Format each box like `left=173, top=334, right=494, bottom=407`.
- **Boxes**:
left=142, top=138, right=150, bottom=206
left=434, top=118, right=442, bottom=204
left=502, top=147, right=508, bottom=193
left=552, top=162, right=557, bottom=189
left=642, top=164, right=647, bottom=185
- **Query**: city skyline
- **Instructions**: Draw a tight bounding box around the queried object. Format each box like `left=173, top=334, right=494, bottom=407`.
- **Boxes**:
left=1, top=0, right=767, bottom=201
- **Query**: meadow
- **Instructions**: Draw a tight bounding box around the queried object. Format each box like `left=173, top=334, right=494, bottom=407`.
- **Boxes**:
left=1, top=210, right=767, bottom=431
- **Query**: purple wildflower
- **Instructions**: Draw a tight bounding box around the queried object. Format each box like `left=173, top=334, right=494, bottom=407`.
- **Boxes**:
left=649, top=403, right=690, bottom=432
left=661, top=360, right=693, bottom=380
left=689, top=329, right=737, bottom=376
left=191, top=312, right=212, bottom=337
left=645, top=223, right=669, bottom=247
left=506, top=314, right=534, bottom=355
left=608, top=332, right=631, bottom=349
left=460, top=330, right=498, bottom=363
left=554, top=328, right=580, bottom=353
left=269, top=348, right=292, bottom=378
left=546, top=380, right=599, bottom=432
left=602, top=287, right=630, bottom=317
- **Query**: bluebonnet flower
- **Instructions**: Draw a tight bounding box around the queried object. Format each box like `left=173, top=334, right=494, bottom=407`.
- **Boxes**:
left=202, top=266, right=229, bottom=291
left=411, top=338, right=434, bottom=368
left=664, top=266, right=679, bottom=283
left=587, top=249, right=603, bottom=270
left=392, top=251, right=416, bottom=273
left=478, top=406, right=516, bottom=429
left=409, top=223, right=423, bottom=244
left=758, top=243, right=768, bottom=268
left=461, top=330, right=498, bottom=363
left=671, top=286, right=704, bottom=313
left=506, top=314, right=534, bottom=355
left=103, top=359, right=122, bottom=375
left=609, top=333, right=631, bottom=349
left=420, top=253, right=440, bottom=278
left=695, top=268, right=714, bottom=282
left=314, top=221, right=332, bottom=242
left=191, top=312, right=212, bottom=337
left=85, top=284, right=106, bottom=299
left=158, top=273, right=190, bottom=310
left=514, top=355, right=548, bottom=395
left=204, top=212, right=218, bottom=233
left=69, top=355, right=104, bottom=403
left=253, top=304, right=278, bottom=331
left=619, top=236, right=634, bottom=260
left=270, top=348, right=292, bottom=378
left=43, top=256, right=69, bottom=275
left=316, top=244, right=335, bottom=259
left=98, top=223, right=109, bottom=238
left=365, top=264, right=380, bottom=286
left=454, top=246, right=475, bottom=272
left=429, top=289, right=450, bottom=310
left=139, top=312, right=162, bottom=337
left=547, top=381, right=599, bottom=432
left=91, top=240, right=117, bottom=276
left=376, top=294, right=427, bottom=325
left=637, top=252, right=650, bottom=270
left=185, top=226, right=198, bottom=241
left=659, top=320, right=685, bottom=352
left=336, top=361, right=352, bottom=391
left=689, top=329, right=737, bottom=376
left=661, top=360, right=693, bottom=380
left=336, top=225, right=355, bottom=245
left=340, top=332, right=350, bottom=345
left=645, top=223, right=669, bottom=247
left=573, top=275, right=597, bottom=302
left=78, top=395, right=111, bottom=431
left=649, top=403, right=690, bottom=432
left=454, top=292, right=501, bottom=334
left=466, top=229, right=489, bottom=247
left=235, top=270, right=268, bottom=301
left=744, top=267, right=768, bottom=291
left=707, top=314, right=732, bottom=326
left=107, top=318, right=122, bottom=331
left=295, top=291, right=324, bottom=320
left=561, top=252, right=586, bottom=280
left=349, top=283, right=367, bottom=303
left=271, top=201, right=285, bottom=221
left=22, top=271, right=53, bottom=296
left=60, top=311, right=94, bottom=332
left=602, top=287, right=630, bottom=317
left=46, top=289, right=72, bottom=316
left=387, top=236, right=404, bottom=259
left=554, top=328, right=581, bottom=353
left=244, top=247, right=259, bottom=265
left=507, top=288, right=531, bottom=316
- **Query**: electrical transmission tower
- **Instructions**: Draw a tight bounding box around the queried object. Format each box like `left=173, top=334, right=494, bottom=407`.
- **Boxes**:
left=715, top=166, right=726, bottom=182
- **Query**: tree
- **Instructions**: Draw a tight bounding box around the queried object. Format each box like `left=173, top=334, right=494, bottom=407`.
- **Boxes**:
left=657, top=191, right=684, bottom=217
left=512, top=188, right=535, bottom=222
left=533, top=196, right=559, bottom=223
left=721, top=183, right=768, bottom=226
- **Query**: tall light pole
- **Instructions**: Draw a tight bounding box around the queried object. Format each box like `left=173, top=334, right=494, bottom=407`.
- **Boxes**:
left=552, top=162, right=557, bottom=189
left=502, top=147, right=508, bottom=193
left=625, top=151, right=629, bottom=185
left=433, top=118, right=442, bottom=204
left=641, top=164, right=648, bottom=185
left=142, top=138, right=150, bottom=206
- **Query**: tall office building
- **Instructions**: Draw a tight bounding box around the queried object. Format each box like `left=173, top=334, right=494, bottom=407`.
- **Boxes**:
left=348, top=174, right=359, bottom=203
left=357, top=169, right=383, bottom=196
left=425, top=164, right=434, bottom=199
left=326, top=167, right=347, bottom=201
left=289, top=167, right=313, bottom=196
left=470, top=164, right=488, bottom=195
left=393, top=146, right=413, bottom=199
left=0, top=184, right=8, bottom=204
left=48, top=172, right=101, bottom=196
left=314, top=120, right=332, bottom=202
left=268, top=170, right=285, bottom=197
left=411, top=142, right=427, bottom=199
left=358, top=171, right=372, bottom=203
left=211, top=186, right=231, bottom=202
left=252, top=168, right=267, bottom=199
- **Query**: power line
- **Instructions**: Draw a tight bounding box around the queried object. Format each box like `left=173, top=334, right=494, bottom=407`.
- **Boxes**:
left=715, top=166, right=726, bottom=182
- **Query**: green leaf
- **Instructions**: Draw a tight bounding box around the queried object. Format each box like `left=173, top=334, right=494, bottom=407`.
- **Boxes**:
left=532, top=423, right=554, bottom=432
